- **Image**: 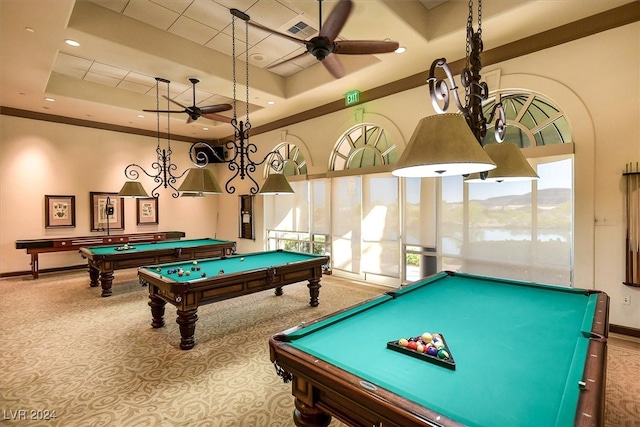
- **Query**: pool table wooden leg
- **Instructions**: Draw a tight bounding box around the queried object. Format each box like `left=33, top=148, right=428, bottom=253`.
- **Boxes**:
left=307, top=278, right=321, bottom=307
left=293, top=398, right=331, bottom=427
left=99, top=271, right=114, bottom=297
left=274, top=286, right=283, bottom=296
left=148, top=293, right=166, bottom=329
left=176, top=309, right=198, bottom=350
left=88, top=266, right=99, bottom=288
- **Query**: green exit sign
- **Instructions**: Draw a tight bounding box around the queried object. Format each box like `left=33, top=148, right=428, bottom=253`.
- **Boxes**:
left=345, top=90, right=360, bottom=106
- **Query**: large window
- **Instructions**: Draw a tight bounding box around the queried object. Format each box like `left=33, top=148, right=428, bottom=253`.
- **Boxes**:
left=265, top=180, right=331, bottom=262
left=263, top=91, right=574, bottom=287
left=439, top=156, right=573, bottom=286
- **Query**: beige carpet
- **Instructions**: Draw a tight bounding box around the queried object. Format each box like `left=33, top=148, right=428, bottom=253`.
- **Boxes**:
left=0, top=269, right=638, bottom=426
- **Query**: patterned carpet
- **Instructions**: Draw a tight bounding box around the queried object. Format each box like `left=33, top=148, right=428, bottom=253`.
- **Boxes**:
left=0, top=269, right=638, bottom=426
left=605, top=342, right=640, bottom=426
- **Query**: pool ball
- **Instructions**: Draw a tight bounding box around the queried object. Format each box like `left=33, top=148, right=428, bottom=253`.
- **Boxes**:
left=421, top=332, right=432, bottom=343
left=185, top=271, right=190, bottom=276
left=193, top=261, right=198, bottom=265
left=397, top=338, right=409, bottom=347
left=427, top=347, right=438, bottom=356
left=437, top=349, right=450, bottom=360
left=156, top=268, right=161, bottom=272
left=178, top=271, right=183, bottom=277
left=196, top=266, right=201, bottom=271
left=407, top=341, right=418, bottom=351
left=416, top=343, right=424, bottom=353
left=201, top=272, right=206, bottom=278
left=240, top=257, right=244, bottom=262
left=218, top=269, right=225, bottom=275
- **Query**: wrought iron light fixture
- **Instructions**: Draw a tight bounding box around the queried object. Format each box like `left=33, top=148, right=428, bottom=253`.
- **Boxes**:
left=186, top=8, right=293, bottom=196
left=118, top=78, right=190, bottom=198
left=392, top=0, right=538, bottom=182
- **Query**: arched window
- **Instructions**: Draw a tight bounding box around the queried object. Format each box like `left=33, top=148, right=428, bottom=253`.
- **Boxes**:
left=264, top=142, right=307, bottom=177
left=482, top=93, right=572, bottom=148
left=329, top=124, right=398, bottom=171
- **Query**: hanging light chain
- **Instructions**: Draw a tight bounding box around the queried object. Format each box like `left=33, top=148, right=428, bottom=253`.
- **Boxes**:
left=155, top=79, right=160, bottom=150
left=231, top=15, right=237, bottom=121
left=478, top=0, right=482, bottom=37
left=165, top=80, right=171, bottom=152
left=245, top=17, right=250, bottom=125
left=466, top=0, right=473, bottom=72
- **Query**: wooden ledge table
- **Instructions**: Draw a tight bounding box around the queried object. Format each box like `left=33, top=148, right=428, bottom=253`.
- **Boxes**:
left=138, top=250, right=330, bottom=350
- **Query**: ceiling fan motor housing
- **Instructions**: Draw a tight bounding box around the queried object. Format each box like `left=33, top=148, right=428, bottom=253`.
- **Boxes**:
left=308, top=37, right=334, bottom=60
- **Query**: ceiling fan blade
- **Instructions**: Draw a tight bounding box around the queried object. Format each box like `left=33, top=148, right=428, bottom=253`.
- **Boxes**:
left=322, top=53, right=345, bottom=79
left=246, top=20, right=310, bottom=47
left=201, top=113, right=233, bottom=123
left=320, top=0, right=353, bottom=42
left=142, top=109, right=186, bottom=113
left=266, top=51, right=312, bottom=70
left=334, top=40, right=400, bottom=55
left=199, top=104, right=232, bottom=114
left=186, top=115, right=196, bottom=124
left=162, top=95, right=189, bottom=110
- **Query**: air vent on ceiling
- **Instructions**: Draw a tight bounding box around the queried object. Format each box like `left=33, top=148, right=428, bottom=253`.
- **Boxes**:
left=281, top=15, right=318, bottom=39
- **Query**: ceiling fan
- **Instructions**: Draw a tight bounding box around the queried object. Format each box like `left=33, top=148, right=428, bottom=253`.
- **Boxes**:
left=143, top=78, right=232, bottom=123
left=234, top=0, right=399, bottom=79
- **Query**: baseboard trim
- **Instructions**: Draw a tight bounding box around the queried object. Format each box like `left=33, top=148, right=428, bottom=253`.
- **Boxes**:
left=0, top=264, right=86, bottom=279
left=610, top=324, right=640, bottom=338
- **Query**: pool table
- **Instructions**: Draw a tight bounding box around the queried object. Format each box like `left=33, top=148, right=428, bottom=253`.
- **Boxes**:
left=79, top=238, right=236, bottom=297
left=138, top=250, right=330, bottom=350
left=270, top=271, right=609, bottom=427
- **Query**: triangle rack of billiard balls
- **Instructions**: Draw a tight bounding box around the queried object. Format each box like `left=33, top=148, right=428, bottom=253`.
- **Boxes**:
left=387, top=332, right=456, bottom=370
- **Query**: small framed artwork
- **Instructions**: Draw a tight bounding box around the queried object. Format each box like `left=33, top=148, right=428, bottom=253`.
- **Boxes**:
left=90, top=192, right=124, bottom=232
left=137, top=197, right=158, bottom=225
left=45, top=195, right=76, bottom=228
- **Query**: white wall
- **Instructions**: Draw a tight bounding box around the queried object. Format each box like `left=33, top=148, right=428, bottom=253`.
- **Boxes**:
left=1, top=23, right=638, bottom=329
left=0, top=116, right=221, bottom=273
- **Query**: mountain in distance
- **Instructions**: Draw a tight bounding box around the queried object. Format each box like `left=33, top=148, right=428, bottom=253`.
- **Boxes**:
left=471, top=188, right=571, bottom=207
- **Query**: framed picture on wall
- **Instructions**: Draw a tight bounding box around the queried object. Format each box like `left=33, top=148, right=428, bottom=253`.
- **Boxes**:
left=90, top=192, right=124, bottom=232
left=137, top=197, right=158, bottom=225
left=45, top=195, right=76, bottom=228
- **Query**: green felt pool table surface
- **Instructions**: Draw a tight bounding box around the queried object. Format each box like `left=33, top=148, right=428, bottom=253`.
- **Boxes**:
left=148, top=250, right=326, bottom=283
left=83, top=238, right=230, bottom=255
left=270, top=271, right=609, bottom=427
left=139, top=250, right=330, bottom=350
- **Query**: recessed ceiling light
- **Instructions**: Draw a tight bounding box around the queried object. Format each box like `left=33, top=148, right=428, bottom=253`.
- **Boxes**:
left=395, top=46, right=406, bottom=54
left=137, top=114, right=144, bottom=118
left=44, top=97, right=55, bottom=102
left=202, top=127, right=209, bottom=131
left=267, top=100, right=276, bottom=105
left=25, top=27, right=35, bottom=33
left=65, top=39, right=80, bottom=47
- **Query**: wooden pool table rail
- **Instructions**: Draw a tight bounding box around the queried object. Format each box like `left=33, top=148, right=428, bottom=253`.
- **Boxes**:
left=139, top=253, right=329, bottom=350
left=269, top=276, right=610, bottom=427
left=80, top=239, right=237, bottom=297
left=15, top=231, right=186, bottom=279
